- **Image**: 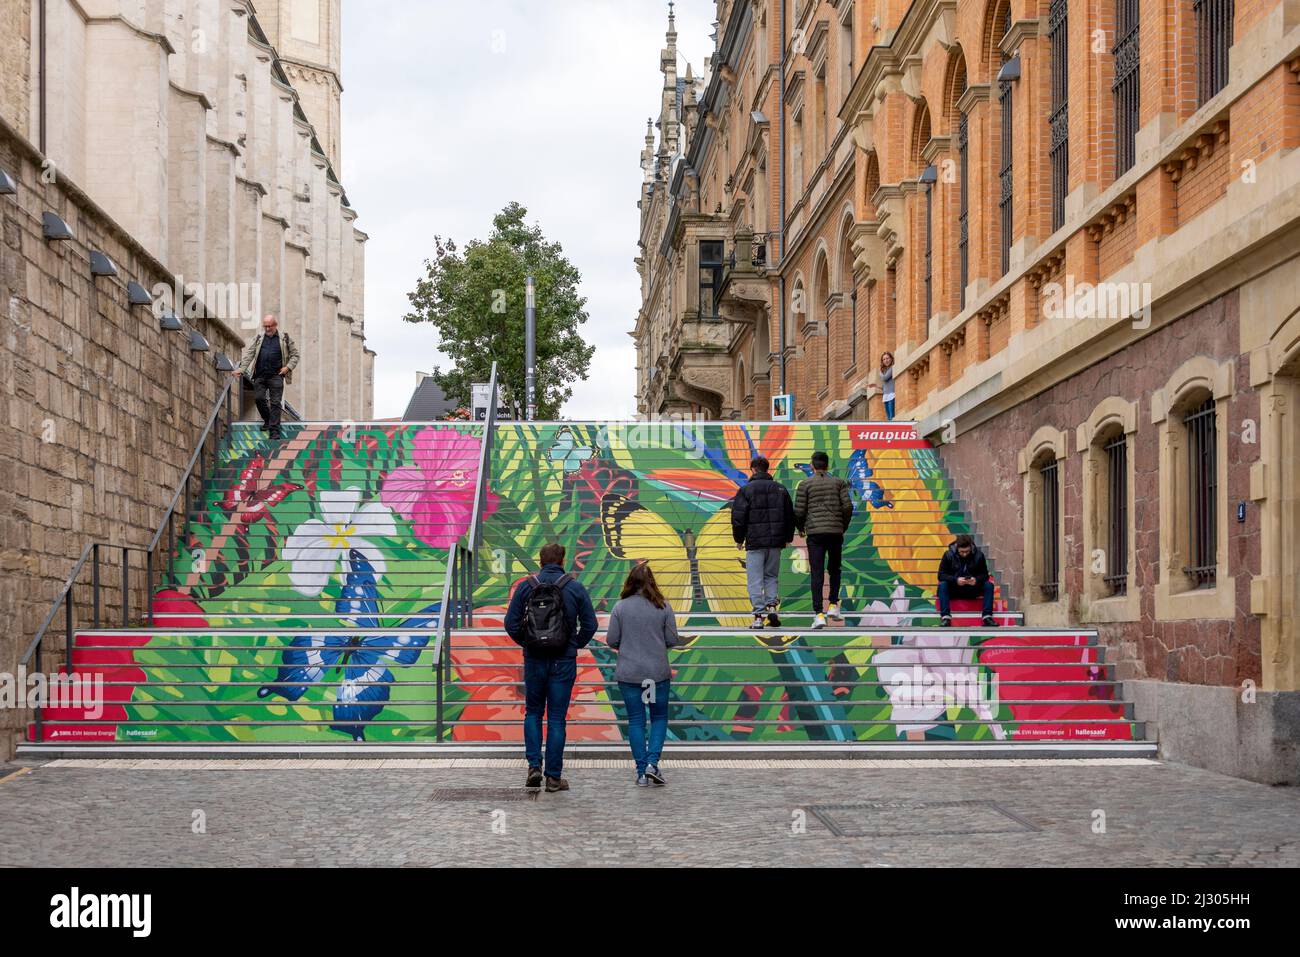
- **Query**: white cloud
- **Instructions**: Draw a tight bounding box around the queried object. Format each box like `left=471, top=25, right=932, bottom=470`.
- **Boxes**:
left=341, top=0, right=717, bottom=419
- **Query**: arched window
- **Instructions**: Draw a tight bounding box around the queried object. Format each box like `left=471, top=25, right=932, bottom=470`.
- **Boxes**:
left=1113, top=0, right=1141, bottom=175
left=1020, top=426, right=1068, bottom=608
left=1196, top=0, right=1234, bottom=105
left=911, top=102, right=934, bottom=334
left=993, top=2, right=1013, bottom=275
left=946, top=51, right=969, bottom=310
left=839, top=213, right=857, bottom=368
left=1049, top=0, right=1068, bottom=231
left=814, top=253, right=832, bottom=389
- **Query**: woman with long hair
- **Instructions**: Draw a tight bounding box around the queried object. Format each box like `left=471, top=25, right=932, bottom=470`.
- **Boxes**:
left=605, top=562, right=681, bottom=786
left=880, top=351, right=896, bottom=421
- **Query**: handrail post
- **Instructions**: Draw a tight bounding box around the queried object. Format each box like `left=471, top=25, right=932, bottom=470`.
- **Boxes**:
left=146, top=549, right=154, bottom=625
left=33, top=637, right=43, bottom=742
left=64, top=590, right=73, bottom=678
left=121, top=545, right=130, bottom=628
left=91, top=543, right=101, bottom=630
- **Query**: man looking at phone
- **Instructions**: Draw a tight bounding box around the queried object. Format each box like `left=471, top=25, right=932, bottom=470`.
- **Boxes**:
left=936, top=534, right=998, bottom=627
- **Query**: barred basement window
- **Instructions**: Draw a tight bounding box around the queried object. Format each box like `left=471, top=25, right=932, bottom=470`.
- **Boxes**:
left=1112, top=0, right=1140, bottom=175
left=1184, top=397, right=1218, bottom=587
left=1048, top=0, right=1068, bottom=232
left=1195, top=0, right=1234, bottom=105
left=957, top=112, right=969, bottom=309
left=1104, top=433, right=1129, bottom=596
left=1039, top=458, right=1061, bottom=601
left=699, top=240, right=724, bottom=319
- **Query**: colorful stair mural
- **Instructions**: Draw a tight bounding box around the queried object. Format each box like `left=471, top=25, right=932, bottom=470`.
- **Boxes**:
left=27, top=420, right=1144, bottom=747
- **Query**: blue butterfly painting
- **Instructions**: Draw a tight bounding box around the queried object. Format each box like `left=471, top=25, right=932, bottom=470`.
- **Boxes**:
left=258, top=549, right=440, bottom=740
left=795, top=450, right=894, bottom=510
left=549, top=427, right=595, bottom=473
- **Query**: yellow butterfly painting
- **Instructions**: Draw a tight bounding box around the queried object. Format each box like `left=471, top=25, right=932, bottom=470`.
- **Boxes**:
left=599, top=493, right=753, bottom=628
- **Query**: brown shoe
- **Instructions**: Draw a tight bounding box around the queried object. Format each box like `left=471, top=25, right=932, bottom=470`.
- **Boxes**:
left=525, top=766, right=543, bottom=789
left=544, top=776, right=569, bottom=793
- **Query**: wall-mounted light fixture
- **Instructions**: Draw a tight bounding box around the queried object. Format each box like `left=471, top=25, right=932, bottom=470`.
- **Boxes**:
left=997, top=56, right=1021, bottom=84
left=89, top=251, right=118, bottom=277
left=159, top=310, right=183, bottom=332
left=213, top=354, right=236, bottom=373
left=188, top=329, right=211, bottom=352
left=0, top=169, right=16, bottom=195
left=919, top=165, right=938, bottom=185
left=42, top=211, right=73, bottom=241
left=126, top=281, right=153, bottom=306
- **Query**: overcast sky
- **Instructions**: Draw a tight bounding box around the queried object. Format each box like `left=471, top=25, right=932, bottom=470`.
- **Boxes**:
left=340, top=0, right=716, bottom=419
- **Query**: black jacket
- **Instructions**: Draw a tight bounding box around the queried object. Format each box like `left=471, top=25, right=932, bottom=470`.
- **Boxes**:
left=938, top=543, right=990, bottom=588
left=503, top=564, right=599, bottom=658
left=731, top=472, right=796, bottom=550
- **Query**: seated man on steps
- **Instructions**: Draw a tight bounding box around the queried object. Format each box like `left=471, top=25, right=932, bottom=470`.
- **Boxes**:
left=936, top=534, right=999, bottom=627
left=504, top=542, right=598, bottom=793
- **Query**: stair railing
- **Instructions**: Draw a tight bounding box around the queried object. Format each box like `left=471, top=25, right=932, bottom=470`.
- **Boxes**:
left=435, top=362, right=499, bottom=739
left=19, top=379, right=240, bottom=740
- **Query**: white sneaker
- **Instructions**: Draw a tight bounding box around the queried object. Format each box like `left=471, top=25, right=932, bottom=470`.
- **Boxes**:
left=749, top=614, right=766, bottom=630
left=826, top=604, right=843, bottom=621
left=812, top=613, right=827, bottom=630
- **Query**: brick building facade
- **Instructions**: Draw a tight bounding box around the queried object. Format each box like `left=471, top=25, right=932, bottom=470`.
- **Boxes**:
left=635, top=0, right=1299, bottom=780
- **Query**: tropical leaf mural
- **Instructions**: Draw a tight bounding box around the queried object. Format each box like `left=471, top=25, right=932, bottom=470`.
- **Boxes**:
left=38, top=420, right=1134, bottom=744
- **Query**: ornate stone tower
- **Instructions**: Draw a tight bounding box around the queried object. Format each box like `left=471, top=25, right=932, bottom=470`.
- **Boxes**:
left=259, top=0, right=344, bottom=172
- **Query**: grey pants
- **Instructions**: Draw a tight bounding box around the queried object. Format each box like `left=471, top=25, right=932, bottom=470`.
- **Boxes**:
left=745, top=547, right=782, bottom=614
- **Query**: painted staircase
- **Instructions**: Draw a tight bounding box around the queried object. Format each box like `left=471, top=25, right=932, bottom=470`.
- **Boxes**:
left=23, top=420, right=1150, bottom=753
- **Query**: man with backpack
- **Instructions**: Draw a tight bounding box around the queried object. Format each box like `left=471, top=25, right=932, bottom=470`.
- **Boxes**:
left=794, top=451, right=855, bottom=629
left=731, top=455, right=796, bottom=630
left=504, top=542, right=598, bottom=792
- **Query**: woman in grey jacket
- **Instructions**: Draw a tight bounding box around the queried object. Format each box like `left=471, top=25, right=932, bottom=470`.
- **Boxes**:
left=606, top=563, right=682, bottom=786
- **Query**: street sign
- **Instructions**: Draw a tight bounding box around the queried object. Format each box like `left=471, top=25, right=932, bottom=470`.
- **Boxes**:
left=771, top=393, right=794, bottom=421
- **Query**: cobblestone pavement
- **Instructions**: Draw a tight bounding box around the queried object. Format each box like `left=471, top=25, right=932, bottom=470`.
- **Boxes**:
left=0, top=758, right=1296, bottom=867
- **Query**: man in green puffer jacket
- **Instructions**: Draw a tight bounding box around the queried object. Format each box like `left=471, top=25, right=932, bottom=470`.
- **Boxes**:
left=794, top=451, right=855, bottom=629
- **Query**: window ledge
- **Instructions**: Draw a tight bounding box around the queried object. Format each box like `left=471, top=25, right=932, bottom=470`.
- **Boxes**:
left=1080, top=586, right=1142, bottom=624
left=1023, top=594, right=1072, bottom=628
left=1154, top=575, right=1236, bottom=622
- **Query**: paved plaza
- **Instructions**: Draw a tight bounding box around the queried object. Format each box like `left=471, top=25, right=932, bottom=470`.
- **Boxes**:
left=1, top=758, right=1296, bottom=867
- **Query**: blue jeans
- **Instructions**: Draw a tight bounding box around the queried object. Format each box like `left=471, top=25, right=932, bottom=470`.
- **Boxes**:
left=745, top=547, right=782, bottom=614
left=618, top=679, right=670, bottom=774
left=523, top=655, right=577, bottom=777
left=884, top=398, right=895, bottom=421
left=937, top=579, right=995, bottom=619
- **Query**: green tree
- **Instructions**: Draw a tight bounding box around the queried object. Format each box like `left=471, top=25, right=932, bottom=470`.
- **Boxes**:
left=403, top=202, right=594, bottom=419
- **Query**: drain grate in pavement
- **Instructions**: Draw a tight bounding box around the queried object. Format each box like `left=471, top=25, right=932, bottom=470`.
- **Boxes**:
left=806, top=800, right=1038, bottom=838
left=429, top=787, right=537, bottom=802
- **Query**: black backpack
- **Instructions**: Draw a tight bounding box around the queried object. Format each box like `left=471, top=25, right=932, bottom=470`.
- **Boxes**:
left=522, top=574, right=574, bottom=655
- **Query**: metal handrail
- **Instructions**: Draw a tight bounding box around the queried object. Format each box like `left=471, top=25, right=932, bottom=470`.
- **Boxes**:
left=147, top=378, right=236, bottom=556
left=434, top=363, right=499, bottom=739
left=144, top=379, right=239, bottom=623
left=465, top=361, right=498, bottom=555
left=21, top=379, right=240, bottom=742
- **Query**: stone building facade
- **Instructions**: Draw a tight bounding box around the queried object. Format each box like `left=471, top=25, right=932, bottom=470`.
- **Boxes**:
left=636, top=0, right=1300, bottom=781
left=0, top=0, right=372, bottom=758
left=0, top=0, right=373, bottom=421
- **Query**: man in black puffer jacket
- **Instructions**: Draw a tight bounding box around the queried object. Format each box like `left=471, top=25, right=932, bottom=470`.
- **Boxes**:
left=937, top=534, right=998, bottom=627
left=731, top=456, right=796, bottom=629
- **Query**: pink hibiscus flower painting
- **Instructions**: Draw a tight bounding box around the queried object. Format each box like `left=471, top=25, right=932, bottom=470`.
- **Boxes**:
left=381, top=428, right=498, bottom=549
